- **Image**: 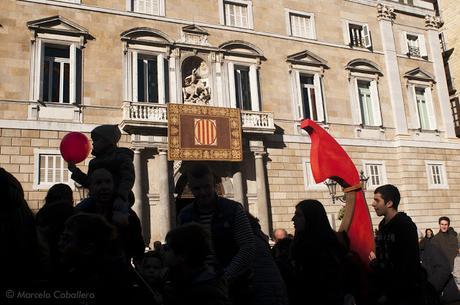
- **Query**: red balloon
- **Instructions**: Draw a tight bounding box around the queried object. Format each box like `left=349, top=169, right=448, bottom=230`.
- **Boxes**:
left=60, top=132, right=91, bottom=164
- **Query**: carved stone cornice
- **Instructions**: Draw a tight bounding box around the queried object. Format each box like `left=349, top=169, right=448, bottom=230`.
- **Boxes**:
left=377, top=3, right=395, bottom=22
left=425, top=15, right=443, bottom=30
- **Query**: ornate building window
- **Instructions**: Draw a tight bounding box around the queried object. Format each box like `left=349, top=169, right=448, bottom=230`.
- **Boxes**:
left=287, top=50, right=328, bottom=123
left=220, top=41, right=263, bottom=110
left=121, top=28, right=172, bottom=104
left=346, top=59, right=383, bottom=127
left=219, top=0, right=254, bottom=29
left=28, top=16, right=91, bottom=106
left=401, top=32, right=427, bottom=58
left=343, top=21, right=371, bottom=49
left=129, top=0, right=165, bottom=16
left=27, top=16, right=93, bottom=122
left=285, top=9, right=316, bottom=39
left=404, top=68, right=437, bottom=131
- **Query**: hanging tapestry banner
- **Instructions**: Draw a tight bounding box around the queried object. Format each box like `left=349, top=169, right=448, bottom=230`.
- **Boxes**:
left=168, top=104, right=243, bottom=161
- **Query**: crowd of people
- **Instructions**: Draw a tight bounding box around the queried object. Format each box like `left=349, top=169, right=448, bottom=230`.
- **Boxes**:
left=1, top=124, right=460, bottom=305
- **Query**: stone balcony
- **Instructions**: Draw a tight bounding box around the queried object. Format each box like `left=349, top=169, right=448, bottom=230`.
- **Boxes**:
left=119, top=101, right=275, bottom=134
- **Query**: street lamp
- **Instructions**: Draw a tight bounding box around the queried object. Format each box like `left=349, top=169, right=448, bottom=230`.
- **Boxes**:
left=325, top=170, right=369, bottom=204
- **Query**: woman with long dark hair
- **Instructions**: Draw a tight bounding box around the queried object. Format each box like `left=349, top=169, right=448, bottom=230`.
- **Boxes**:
left=289, top=199, right=347, bottom=305
left=419, top=228, right=434, bottom=256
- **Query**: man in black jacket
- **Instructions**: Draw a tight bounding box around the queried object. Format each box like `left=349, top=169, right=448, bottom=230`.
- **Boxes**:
left=433, top=216, right=459, bottom=271
left=369, top=184, right=425, bottom=305
left=178, top=164, right=255, bottom=305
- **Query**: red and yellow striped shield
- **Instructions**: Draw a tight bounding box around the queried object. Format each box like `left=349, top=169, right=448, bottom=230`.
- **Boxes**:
left=194, top=119, right=217, bottom=146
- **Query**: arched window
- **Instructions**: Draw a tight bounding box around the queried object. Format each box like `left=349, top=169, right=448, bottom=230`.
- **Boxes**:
left=346, top=59, right=383, bottom=127
left=220, top=41, right=264, bottom=111
left=121, top=28, right=172, bottom=104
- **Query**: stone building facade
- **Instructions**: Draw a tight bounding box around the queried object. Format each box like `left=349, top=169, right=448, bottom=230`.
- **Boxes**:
left=437, top=0, right=460, bottom=137
left=1, top=0, right=459, bottom=243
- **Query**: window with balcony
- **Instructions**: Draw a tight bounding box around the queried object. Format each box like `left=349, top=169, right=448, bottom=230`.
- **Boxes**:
left=137, top=55, right=159, bottom=103
left=220, top=0, right=253, bottom=29
left=426, top=161, right=448, bottom=189
left=131, top=0, right=165, bottom=16
left=126, top=51, right=168, bottom=103
left=344, top=22, right=371, bottom=48
left=234, top=65, right=252, bottom=110
left=401, top=32, right=427, bottom=58
left=121, top=28, right=171, bottom=104
left=221, top=41, right=262, bottom=111
left=286, top=10, right=316, bottom=39
left=33, top=150, right=72, bottom=190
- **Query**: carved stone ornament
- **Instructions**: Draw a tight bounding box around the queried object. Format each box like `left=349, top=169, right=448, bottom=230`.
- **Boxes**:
left=179, top=25, right=210, bottom=46
left=425, top=15, right=444, bottom=30
left=182, top=59, right=211, bottom=105
left=377, top=3, right=395, bottom=21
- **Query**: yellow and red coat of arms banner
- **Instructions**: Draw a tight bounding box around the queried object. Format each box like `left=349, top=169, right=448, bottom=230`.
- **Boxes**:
left=168, top=104, right=243, bottom=161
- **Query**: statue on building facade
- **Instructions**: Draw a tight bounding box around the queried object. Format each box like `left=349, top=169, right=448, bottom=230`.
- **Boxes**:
left=182, top=61, right=211, bottom=105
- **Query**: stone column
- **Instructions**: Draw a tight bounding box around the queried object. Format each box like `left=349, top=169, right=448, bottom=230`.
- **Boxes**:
left=169, top=48, right=180, bottom=103
left=157, top=53, right=165, bottom=104
left=377, top=4, right=408, bottom=135
left=232, top=163, right=245, bottom=207
left=425, top=15, right=456, bottom=138
left=158, top=148, right=172, bottom=239
left=132, top=148, right=144, bottom=227
left=255, top=151, right=270, bottom=235
left=249, top=64, right=260, bottom=111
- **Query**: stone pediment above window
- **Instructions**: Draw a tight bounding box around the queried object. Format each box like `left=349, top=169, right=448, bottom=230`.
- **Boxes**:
left=27, top=16, right=94, bottom=43
left=182, top=25, right=208, bottom=36
left=219, top=40, right=265, bottom=60
left=404, top=67, right=435, bottom=83
left=120, top=27, right=173, bottom=46
left=178, top=24, right=210, bottom=46
left=345, top=59, right=383, bottom=76
left=286, top=50, right=329, bottom=68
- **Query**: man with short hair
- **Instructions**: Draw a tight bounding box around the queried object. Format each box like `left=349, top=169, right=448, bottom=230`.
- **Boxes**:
left=433, top=216, right=458, bottom=271
left=369, top=184, right=424, bottom=305
left=272, top=228, right=288, bottom=243
left=178, top=164, right=255, bottom=305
